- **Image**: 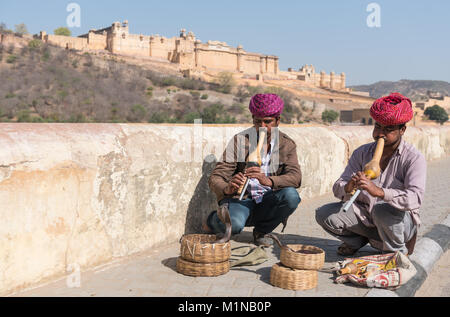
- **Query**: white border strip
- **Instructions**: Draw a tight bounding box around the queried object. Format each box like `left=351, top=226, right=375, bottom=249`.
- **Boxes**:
left=409, top=237, right=443, bottom=274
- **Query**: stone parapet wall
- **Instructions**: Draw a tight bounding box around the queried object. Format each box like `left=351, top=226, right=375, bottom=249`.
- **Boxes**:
left=44, top=34, right=89, bottom=51
left=0, top=33, right=30, bottom=48
left=285, top=67, right=346, bottom=90
left=87, top=32, right=107, bottom=51
left=0, top=123, right=448, bottom=295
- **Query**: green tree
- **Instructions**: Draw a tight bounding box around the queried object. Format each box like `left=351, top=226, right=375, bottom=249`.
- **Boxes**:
left=6, top=54, right=17, bottom=64
left=17, top=110, right=31, bottom=122
left=14, top=23, right=28, bottom=35
left=28, top=39, right=42, bottom=50
left=201, top=103, right=223, bottom=123
left=200, top=103, right=236, bottom=123
left=0, top=22, right=12, bottom=34
left=182, top=111, right=202, bottom=123
left=161, top=77, right=176, bottom=87
left=128, top=104, right=147, bottom=122
left=424, top=105, right=449, bottom=125
left=54, top=27, right=72, bottom=37
left=322, top=109, right=339, bottom=123
left=148, top=111, right=174, bottom=123
left=216, top=72, right=235, bottom=94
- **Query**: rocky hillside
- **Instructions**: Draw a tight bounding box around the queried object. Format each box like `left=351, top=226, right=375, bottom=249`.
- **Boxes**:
left=0, top=35, right=338, bottom=124
left=350, top=80, right=450, bottom=101
left=1, top=33, right=377, bottom=124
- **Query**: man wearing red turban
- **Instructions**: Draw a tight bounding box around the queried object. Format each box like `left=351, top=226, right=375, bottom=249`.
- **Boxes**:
left=316, top=93, right=426, bottom=256
left=205, top=94, right=302, bottom=246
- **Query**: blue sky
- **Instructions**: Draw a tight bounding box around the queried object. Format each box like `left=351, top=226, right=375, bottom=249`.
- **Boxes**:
left=1, top=0, right=449, bottom=85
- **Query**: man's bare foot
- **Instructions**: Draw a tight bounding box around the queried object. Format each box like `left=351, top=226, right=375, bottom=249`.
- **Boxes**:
left=337, top=243, right=358, bottom=256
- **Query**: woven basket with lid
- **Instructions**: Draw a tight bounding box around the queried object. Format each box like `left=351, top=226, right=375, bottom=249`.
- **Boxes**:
left=179, top=233, right=231, bottom=263
left=176, top=203, right=232, bottom=277
left=280, top=244, right=325, bottom=270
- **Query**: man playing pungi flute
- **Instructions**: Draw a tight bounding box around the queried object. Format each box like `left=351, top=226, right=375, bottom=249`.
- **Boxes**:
left=316, top=93, right=426, bottom=256
left=204, top=94, right=302, bottom=247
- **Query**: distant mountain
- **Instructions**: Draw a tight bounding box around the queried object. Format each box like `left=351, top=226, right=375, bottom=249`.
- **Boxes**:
left=350, top=80, right=450, bottom=101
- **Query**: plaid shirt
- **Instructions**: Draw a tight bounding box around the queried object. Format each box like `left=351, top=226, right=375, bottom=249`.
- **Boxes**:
left=247, top=138, right=275, bottom=203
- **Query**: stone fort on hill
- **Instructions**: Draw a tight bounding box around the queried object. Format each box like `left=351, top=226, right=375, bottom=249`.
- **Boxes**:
left=38, top=20, right=346, bottom=90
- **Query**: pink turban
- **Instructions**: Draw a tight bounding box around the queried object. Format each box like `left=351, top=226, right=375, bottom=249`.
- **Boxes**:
left=370, top=92, right=413, bottom=126
left=249, top=94, right=284, bottom=117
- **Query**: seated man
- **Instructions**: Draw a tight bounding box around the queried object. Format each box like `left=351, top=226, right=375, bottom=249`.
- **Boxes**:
left=316, top=93, right=426, bottom=255
left=204, top=94, right=302, bottom=246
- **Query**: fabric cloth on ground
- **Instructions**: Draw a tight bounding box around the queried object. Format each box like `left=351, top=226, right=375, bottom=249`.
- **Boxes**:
left=334, top=251, right=417, bottom=289
left=229, top=246, right=269, bottom=267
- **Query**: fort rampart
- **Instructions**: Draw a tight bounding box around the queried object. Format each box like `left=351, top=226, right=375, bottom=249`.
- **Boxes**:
left=34, top=21, right=345, bottom=90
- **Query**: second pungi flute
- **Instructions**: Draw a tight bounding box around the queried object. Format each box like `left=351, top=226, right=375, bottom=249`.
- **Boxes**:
left=343, top=137, right=384, bottom=212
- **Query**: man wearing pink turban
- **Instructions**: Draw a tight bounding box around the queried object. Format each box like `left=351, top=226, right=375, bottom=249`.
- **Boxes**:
left=205, top=94, right=302, bottom=246
left=316, top=93, right=427, bottom=256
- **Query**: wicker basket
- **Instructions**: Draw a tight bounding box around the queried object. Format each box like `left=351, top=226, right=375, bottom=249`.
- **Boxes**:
left=176, top=257, right=230, bottom=277
left=280, top=244, right=325, bottom=270
left=270, top=262, right=318, bottom=290
left=180, top=234, right=231, bottom=263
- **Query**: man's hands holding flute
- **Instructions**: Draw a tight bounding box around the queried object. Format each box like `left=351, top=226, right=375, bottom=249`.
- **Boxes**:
left=345, top=171, right=385, bottom=198
left=224, top=167, right=273, bottom=195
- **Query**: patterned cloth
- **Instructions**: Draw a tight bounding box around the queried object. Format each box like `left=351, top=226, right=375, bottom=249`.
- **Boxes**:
left=334, top=251, right=417, bottom=289
left=370, top=92, right=413, bottom=125
left=249, top=94, right=284, bottom=117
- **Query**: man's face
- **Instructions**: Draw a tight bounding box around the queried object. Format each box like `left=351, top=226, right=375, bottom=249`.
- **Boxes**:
left=372, top=122, right=406, bottom=146
left=252, top=116, right=280, bottom=136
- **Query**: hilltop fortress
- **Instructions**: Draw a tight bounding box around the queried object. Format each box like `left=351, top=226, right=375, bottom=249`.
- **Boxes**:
left=38, top=20, right=346, bottom=90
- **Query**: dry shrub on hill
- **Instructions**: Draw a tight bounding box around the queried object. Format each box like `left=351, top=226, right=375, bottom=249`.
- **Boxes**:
left=0, top=39, right=312, bottom=124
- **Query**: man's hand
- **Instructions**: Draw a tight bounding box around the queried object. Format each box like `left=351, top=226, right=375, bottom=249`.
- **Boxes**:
left=244, top=166, right=273, bottom=187
left=353, top=171, right=384, bottom=198
left=344, top=176, right=357, bottom=193
left=224, top=172, right=246, bottom=195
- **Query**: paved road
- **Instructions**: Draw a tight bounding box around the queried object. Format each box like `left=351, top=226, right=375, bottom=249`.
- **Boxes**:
left=415, top=250, right=450, bottom=297
left=12, top=156, right=450, bottom=297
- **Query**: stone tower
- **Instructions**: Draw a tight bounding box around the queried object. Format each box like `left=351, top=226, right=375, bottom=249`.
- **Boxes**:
left=330, top=71, right=335, bottom=90
left=108, top=21, right=130, bottom=53
left=340, top=72, right=346, bottom=90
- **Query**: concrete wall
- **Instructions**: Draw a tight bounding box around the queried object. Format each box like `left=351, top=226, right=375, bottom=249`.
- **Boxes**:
left=0, top=123, right=448, bottom=295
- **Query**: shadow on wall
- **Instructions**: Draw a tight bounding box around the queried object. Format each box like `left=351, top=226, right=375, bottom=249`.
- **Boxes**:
left=184, top=154, right=219, bottom=234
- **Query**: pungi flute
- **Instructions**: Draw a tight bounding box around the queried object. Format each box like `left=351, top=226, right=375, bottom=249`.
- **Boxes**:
left=342, top=137, right=384, bottom=212
left=237, top=129, right=267, bottom=201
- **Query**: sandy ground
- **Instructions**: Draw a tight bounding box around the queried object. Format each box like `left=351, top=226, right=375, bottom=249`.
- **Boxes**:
left=415, top=250, right=450, bottom=297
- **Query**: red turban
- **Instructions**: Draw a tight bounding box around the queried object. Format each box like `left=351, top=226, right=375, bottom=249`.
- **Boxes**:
left=370, top=92, right=413, bottom=125
left=249, top=94, right=284, bottom=117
